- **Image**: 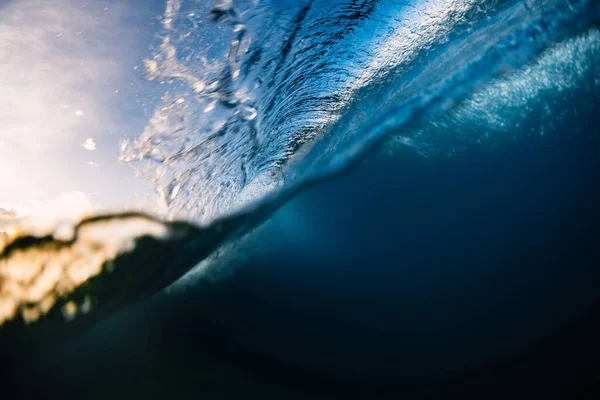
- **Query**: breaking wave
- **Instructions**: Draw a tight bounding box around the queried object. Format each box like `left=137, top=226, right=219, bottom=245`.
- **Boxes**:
left=1, top=0, right=599, bottom=346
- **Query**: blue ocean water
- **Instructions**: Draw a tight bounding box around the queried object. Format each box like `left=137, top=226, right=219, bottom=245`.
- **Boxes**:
left=26, top=96, right=600, bottom=398
left=2, top=0, right=600, bottom=397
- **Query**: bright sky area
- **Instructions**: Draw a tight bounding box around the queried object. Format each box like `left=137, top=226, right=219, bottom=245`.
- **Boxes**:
left=0, top=0, right=170, bottom=226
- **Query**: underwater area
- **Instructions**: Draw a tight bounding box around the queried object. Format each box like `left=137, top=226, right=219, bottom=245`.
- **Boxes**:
left=1, top=0, right=600, bottom=398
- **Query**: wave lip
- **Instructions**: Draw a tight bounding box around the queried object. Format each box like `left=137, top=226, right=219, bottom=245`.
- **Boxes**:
left=122, top=0, right=600, bottom=224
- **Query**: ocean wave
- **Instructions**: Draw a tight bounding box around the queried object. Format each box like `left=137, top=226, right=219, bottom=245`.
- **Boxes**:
left=1, top=0, right=598, bottom=346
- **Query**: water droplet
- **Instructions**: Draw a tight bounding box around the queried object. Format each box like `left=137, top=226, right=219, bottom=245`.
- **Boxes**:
left=193, top=81, right=206, bottom=94
left=82, top=138, right=96, bottom=151
left=238, top=105, right=257, bottom=121
left=204, top=101, right=217, bottom=113
left=170, top=184, right=181, bottom=200
left=62, top=302, right=78, bottom=321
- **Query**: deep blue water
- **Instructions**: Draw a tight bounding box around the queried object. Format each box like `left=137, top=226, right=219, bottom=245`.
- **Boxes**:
left=16, top=87, right=600, bottom=398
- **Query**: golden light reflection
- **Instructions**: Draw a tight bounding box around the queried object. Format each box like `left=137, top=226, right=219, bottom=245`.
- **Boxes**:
left=0, top=213, right=172, bottom=327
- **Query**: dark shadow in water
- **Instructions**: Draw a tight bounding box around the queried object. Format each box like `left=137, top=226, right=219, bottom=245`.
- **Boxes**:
left=6, top=96, right=600, bottom=398
left=8, top=131, right=600, bottom=399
